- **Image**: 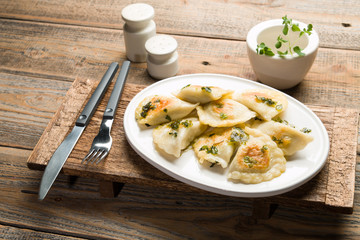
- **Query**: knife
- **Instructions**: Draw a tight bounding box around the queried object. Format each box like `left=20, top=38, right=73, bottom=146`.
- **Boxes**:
left=39, top=62, right=119, bottom=200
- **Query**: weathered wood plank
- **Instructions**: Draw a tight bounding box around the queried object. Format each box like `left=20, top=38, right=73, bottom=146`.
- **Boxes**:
left=0, top=0, right=359, bottom=50
left=325, top=108, right=358, bottom=208
left=0, top=19, right=359, bottom=106
left=0, top=19, right=359, bottom=151
left=0, top=72, right=71, bottom=148
left=2, top=146, right=360, bottom=239
left=0, top=225, right=83, bottom=240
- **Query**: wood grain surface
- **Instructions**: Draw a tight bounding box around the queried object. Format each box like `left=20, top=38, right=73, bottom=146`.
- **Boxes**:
left=1, top=0, right=360, bottom=239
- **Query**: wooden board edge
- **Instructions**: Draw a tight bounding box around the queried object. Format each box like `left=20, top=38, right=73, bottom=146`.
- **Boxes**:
left=325, top=108, right=359, bottom=209
left=26, top=77, right=94, bottom=169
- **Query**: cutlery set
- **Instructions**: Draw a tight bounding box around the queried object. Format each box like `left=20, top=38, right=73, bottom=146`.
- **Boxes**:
left=39, top=61, right=130, bottom=200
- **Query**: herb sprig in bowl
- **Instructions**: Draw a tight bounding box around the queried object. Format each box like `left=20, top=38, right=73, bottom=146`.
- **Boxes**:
left=256, top=16, right=313, bottom=57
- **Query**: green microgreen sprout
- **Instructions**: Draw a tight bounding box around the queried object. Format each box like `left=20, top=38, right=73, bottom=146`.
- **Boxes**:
left=256, top=15, right=313, bottom=57
left=256, top=42, right=275, bottom=56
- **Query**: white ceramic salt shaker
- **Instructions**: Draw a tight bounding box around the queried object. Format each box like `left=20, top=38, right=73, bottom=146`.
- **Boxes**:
left=121, top=3, right=156, bottom=62
left=145, top=35, right=179, bottom=80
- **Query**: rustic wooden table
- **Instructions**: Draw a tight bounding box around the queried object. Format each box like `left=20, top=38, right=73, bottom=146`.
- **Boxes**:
left=1, top=0, right=359, bottom=239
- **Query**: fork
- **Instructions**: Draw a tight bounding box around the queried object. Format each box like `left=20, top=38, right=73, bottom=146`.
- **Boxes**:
left=82, top=61, right=130, bottom=164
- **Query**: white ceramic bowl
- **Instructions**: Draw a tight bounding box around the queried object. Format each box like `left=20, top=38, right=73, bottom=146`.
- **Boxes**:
left=247, top=19, right=319, bottom=89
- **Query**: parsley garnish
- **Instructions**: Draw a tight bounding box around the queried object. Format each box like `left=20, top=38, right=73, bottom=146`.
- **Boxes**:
left=182, top=84, right=191, bottom=89
left=300, top=127, right=312, bottom=133
left=244, top=156, right=258, bottom=168
left=169, top=131, right=178, bottom=137
left=216, top=103, right=224, bottom=108
left=168, top=120, right=180, bottom=130
left=272, top=136, right=284, bottom=145
left=181, top=120, right=193, bottom=128
left=229, top=127, right=249, bottom=145
left=201, top=86, right=212, bottom=93
left=141, top=101, right=156, bottom=118
left=261, top=145, right=269, bottom=153
left=219, top=113, right=228, bottom=120
left=255, top=95, right=276, bottom=106
left=199, top=145, right=218, bottom=155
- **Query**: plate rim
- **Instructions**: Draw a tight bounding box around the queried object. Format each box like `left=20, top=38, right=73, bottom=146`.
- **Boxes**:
left=123, top=73, right=330, bottom=197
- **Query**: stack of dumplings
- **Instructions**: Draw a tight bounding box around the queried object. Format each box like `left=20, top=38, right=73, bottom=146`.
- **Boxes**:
left=135, top=84, right=314, bottom=184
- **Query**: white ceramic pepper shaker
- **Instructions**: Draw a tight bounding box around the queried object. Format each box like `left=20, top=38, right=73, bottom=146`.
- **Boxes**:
left=121, top=3, right=156, bottom=62
left=145, top=35, right=179, bottom=80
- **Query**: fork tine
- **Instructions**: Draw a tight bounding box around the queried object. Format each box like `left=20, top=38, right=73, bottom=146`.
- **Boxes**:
left=86, top=149, right=100, bottom=164
left=90, top=149, right=104, bottom=164
left=82, top=149, right=95, bottom=164
left=96, top=151, right=109, bottom=164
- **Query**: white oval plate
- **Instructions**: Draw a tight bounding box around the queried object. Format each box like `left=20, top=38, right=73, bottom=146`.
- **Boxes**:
left=123, top=74, right=329, bottom=197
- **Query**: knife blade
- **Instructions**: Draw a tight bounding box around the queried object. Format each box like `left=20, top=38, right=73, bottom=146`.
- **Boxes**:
left=39, top=62, right=119, bottom=200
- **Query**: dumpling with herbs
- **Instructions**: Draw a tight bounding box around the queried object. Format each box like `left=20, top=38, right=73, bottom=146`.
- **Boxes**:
left=135, top=95, right=198, bottom=126
left=196, top=98, right=256, bottom=127
left=173, top=84, right=233, bottom=104
left=153, top=117, right=207, bottom=158
left=255, top=120, right=314, bottom=156
left=227, top=127, right=286, bottom=184
left=193, top=126, right=248, bottom=168
left=231, top=89, right=288, bottom=121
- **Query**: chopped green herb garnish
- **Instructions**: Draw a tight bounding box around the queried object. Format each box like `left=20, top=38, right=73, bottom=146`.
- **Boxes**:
left=273, top=116, right=283, bottom=123
left=169, top=131, right=178, bottom=137
left=209, top=133, right=216, bottom=137
left=168, top=120, right=180, bottom=130
left=181, top=120, right=193, bottom=128
left=229, top=127, right=248, bottom=145
left=300, top=127, right=312, bottom=133
left=275, top=104, right=283, bottom=111
left=244, top=156, right=258, bottom=168
left=165, top=115, right=172, bottom=121
left=272, top=136, right=284, bottom=145
left=163, top=108, right=168, bottom=113
left=141, top=101, right=156, bottom=118
left=261, top=145, right=269, bottom=153
left=182, top=84, right=191, bottom=89
left=219, top=113, right=228, bottom=120
left=145, top=123, right=151, bottom=127
left=199, top=145, right=218, bottom=155
left=272, top=117, right=296, bottom=128
left=216, top=103, right=224, bottom=108
left=201, top=86, right=212, bottom=93
left=255, top=95, right=276, bottom=107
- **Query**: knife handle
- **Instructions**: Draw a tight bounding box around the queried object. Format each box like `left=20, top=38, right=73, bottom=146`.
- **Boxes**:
left=103, top=61, right=130, bottom=119
left=76, top=62, right=119, bottom=126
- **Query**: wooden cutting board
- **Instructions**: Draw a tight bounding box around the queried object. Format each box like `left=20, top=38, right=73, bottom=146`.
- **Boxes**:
left=27, top=77, right=359, bottom=215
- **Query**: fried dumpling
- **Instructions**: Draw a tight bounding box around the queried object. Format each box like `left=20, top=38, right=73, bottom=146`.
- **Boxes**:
left=196, top=98, right=256, bottom=127
left=255, top=120, right=314, bottom=156
left=193, top=126, right=249, bottom=168
left=173, top=84, right=233, bottom=104
left=228, top=127, right=286, bottom=184
left=153, top=118, right=207, bottom=158
left=135, top=95, right=198, bottom=126
left=232, top=89, right=288, bottom=121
